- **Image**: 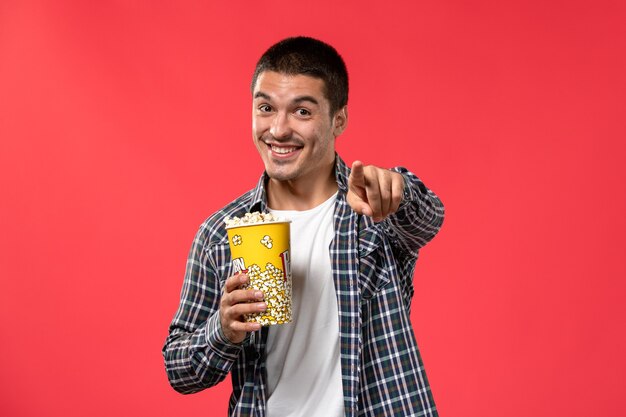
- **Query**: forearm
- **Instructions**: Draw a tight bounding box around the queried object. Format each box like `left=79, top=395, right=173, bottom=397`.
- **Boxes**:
left=385, top=167, right=445, bottom=255
left=163, top=312, right=242, bottom=394
left=163, top=226, right=242, bottom=393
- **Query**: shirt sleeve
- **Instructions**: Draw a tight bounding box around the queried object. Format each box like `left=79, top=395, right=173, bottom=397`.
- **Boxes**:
left=384, top=167, right=445, bottom=257
left=162, top=225, right=243, bottom=394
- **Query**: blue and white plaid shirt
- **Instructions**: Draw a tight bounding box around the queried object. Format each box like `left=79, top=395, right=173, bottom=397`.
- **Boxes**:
left=163, top=155, right=444, bottom=416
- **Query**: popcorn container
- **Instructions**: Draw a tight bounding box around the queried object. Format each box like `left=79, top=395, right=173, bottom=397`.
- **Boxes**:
left=226, top=220, right=292, bottom=326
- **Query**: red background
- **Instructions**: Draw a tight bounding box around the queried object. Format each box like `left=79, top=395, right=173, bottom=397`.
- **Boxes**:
left=1, top=1, right=625, bottom=416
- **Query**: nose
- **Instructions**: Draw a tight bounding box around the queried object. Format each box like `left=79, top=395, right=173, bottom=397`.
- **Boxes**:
left=269, top=112, right=292, bottom=140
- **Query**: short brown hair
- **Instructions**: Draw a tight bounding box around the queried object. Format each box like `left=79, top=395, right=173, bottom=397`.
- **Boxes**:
left=251, top=36, right=349, bottom=116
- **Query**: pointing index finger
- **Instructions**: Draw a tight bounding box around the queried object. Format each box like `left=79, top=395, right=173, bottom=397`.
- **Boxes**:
left=349, top=160, right=366, bottom=189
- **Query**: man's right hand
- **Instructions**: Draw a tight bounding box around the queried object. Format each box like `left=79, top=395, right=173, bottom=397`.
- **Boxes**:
left=219, top=273, right=266, bottom=344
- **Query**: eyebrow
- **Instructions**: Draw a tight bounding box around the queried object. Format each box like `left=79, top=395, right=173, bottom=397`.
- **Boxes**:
left=254, top=92, right=319, bottom=106
left=293, top=96, right=319, bottom=106
left=254, top=92, right=272, bottom=100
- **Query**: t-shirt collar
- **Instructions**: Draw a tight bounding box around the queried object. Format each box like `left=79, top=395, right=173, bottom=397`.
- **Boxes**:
left=249, top=153, right=349, bottom=212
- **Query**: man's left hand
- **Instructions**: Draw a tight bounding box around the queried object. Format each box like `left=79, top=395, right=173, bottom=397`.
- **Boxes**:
left=347, top=161, right=405, bottom=223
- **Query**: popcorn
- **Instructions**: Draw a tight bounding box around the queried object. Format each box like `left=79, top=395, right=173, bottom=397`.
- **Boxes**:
left=224, top=212, right=282, bottom=228
left=225, top=212, right=292, bottom=327
left=243, top=262, right=292, bottom=326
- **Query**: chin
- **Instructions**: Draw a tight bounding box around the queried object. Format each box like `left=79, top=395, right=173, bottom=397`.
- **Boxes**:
left=264, top=162, right=299, bottom=182
left=266, top=171, right=296, bottom=182
left=267, top=165, right=303, bottom=181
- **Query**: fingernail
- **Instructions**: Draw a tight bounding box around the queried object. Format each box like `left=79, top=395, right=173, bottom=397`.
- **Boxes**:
left=239, top=274, right=247, bottom=283
left=258, top=303, right=267, bottom=310
left=254, top=291, right=263, bottom=299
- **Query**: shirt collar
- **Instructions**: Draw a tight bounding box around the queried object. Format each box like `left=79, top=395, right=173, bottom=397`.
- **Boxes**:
left=334, top=154, right=350, bottom=193
left=249, top=153, right=350, bottom=212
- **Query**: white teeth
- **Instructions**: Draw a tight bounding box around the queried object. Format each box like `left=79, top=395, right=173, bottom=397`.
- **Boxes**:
left=271, top=145, right=297, bottom=154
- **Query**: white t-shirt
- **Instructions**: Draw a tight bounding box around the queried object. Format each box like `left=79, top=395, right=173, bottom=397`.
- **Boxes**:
left=266, top=193, right=344, bottom=417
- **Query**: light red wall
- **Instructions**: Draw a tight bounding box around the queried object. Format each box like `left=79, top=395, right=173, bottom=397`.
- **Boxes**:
left=1, top=1, right=625, bottom=416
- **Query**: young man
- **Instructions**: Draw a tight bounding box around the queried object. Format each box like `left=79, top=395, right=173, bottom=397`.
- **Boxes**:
left=163, top=37, right=444, bottom=417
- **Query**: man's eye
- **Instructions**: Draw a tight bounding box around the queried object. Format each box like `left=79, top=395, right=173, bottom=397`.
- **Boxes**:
left=296, top=108, right=310, bottom=116
left=259, top=105, right=272, bottom=112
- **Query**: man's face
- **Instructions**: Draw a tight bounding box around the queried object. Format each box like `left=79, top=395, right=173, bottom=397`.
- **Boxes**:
left=252, top=71, right=346, bottom=183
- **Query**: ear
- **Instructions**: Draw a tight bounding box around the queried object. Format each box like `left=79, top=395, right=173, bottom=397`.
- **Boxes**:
left=332, top=106, right=348, bottom=137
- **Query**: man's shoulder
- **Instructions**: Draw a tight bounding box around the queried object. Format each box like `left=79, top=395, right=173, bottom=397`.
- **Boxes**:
left=196, top=188, right=259, bottom=246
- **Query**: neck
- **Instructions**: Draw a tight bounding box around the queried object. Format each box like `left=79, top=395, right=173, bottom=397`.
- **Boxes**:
left=266, top=164, right=337, bottom=211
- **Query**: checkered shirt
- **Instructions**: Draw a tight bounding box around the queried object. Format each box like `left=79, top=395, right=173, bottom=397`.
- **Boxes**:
left=163, top=155, right=444, bottom=416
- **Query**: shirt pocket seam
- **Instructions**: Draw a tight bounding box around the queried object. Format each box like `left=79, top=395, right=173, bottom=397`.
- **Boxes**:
left=358, top=227, right=391, bottom=300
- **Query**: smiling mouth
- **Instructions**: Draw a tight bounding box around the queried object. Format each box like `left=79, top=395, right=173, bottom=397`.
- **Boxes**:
left=268, top=143, right=302, bottom=156
left=272, top=145, right=297, bottom=154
